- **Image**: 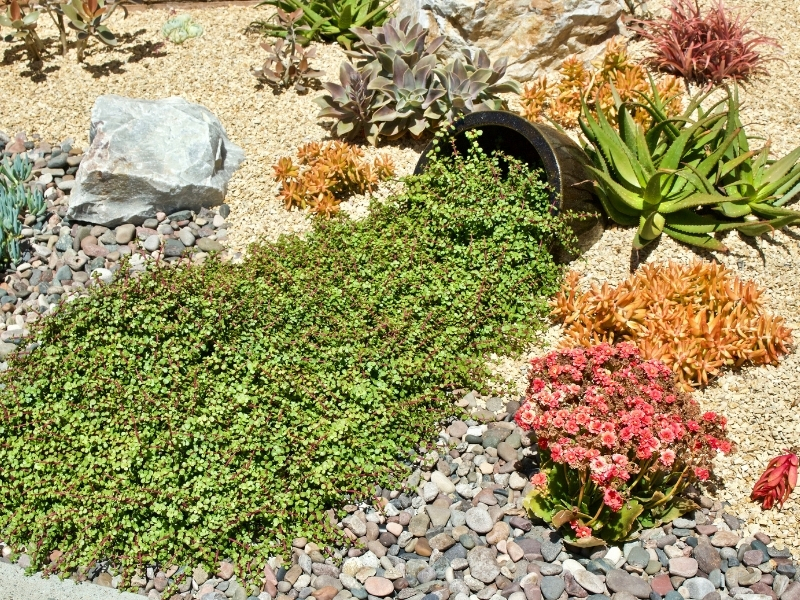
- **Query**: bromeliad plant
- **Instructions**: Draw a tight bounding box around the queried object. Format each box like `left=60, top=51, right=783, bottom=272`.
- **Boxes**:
left=250, top=0, right=392, bottom=49
left=581, top=80, right=800, bottom=250
left=628, top=0, right=779, bottom=87
left=253, top=8, right=323, bottom=92
left=517, top=343, right=733, bottom=545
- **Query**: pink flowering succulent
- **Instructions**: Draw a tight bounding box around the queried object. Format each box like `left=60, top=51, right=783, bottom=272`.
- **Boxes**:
left=517, top=343, right=732, bottom=545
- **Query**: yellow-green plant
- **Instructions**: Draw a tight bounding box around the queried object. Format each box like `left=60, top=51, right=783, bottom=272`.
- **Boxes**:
left=581, top=81, right=800, bottom=250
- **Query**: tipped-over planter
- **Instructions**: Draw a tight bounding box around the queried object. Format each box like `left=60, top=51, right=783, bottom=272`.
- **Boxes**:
left=414, top=111, right=603, bottom=258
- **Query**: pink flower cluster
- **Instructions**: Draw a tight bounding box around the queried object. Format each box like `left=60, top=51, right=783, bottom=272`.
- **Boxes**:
left=516, top=343, right=731, bottom=513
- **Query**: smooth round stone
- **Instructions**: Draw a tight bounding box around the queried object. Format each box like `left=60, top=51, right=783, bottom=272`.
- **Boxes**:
left=627, top=547, right=651, bottom=569
left=363, top=577, right=393, bottom=597
left=468, top=547, right=501, bottom=584
left=143, top=234, right=161, bottom=252
left=416, top=567, right=436, bottom=584
left=432, top=470, right=456, bottom=494
left=606, top=569, right=653, bottom=599
left=465, top=507, right=493, bottom=534
left=115, top=224, right=136, bottom=244
left=163, top=239, right=186, bottom=257
left=179, top=228, right=196, bottom=247
left=669, top=558, right=698, bottom=578
left=574, top=570, right=605, bottom=594
left=460, top=534, right=476, bottom=550
left=683, top=578, right=714, bottom=599
left=541, top=576, right=566, bottom=600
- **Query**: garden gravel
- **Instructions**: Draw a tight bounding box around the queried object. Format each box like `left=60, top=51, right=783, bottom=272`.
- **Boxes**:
left=1, top=0, right=800, bottom=593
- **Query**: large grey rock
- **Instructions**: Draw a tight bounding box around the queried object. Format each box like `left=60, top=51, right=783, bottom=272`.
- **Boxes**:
left=68, top=95, right=244, bottom=227
left=396, top=0, right=623, bottom=82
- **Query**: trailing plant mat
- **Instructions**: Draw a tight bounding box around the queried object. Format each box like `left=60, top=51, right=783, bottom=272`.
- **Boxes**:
left=1, top=0, right=799, bottom=556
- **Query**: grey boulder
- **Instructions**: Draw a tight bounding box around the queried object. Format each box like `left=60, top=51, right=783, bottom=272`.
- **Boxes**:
left=396, top=0, right=623, bottom=82
left=68, top=95, right=244, bottom=227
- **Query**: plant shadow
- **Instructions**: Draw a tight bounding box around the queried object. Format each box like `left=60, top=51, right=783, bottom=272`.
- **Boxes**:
left=2, top=28, right=167, bottom=80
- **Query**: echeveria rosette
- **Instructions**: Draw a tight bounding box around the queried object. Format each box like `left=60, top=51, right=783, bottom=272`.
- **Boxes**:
left=516, top=343, right=733, bottom=546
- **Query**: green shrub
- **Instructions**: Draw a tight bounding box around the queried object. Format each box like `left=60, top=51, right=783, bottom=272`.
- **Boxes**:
left=0, top=134, right=576, bottom=584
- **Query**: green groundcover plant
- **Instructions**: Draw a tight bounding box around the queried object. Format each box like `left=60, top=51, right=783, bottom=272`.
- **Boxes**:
left=516, top=343, right=732, bottom=546
left=0, top=132, right=578, bottom=585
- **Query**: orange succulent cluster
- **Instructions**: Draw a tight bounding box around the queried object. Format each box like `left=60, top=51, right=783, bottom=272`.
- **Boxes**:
left=273, top=141, right=395, bottom=217
left=551, top=261, right=793, bottom=389
left=520, top=36, right=684, bottom=128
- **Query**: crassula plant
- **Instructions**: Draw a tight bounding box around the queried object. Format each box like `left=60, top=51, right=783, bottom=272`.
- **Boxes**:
left=516, top=343, right=732, bottom=545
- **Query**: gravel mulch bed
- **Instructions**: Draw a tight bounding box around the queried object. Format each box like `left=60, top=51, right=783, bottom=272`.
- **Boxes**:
left=2, top=0, right=800, bottom=597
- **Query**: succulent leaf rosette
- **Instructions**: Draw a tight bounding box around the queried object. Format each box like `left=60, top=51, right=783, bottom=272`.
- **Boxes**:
left=516, top=343, right=732, bottom=545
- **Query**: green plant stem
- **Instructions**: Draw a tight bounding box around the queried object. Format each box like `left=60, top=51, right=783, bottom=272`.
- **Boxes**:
left=650, top=465, right=691, bottom=508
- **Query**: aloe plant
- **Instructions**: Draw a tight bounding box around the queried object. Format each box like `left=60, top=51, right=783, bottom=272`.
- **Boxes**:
left=252, top=0, right=392, bottom=49
left=580, top=79, right=800, bottom=250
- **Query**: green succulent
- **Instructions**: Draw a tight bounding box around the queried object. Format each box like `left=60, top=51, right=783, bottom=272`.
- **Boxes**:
left=0, top=0, right=43, bottom=61
left=434, top=50, right=521, bottom=121
left=161, top=13, right=203, bottom=44
left=252, top=0, right=393, bottom=49
left=314, top=61, right=379, bottom=140
left=580, top=79, right=800, bottom=250
left=347, top=16, right=445, bottom=72
left=0, top=154, right=33, bottom=186
left=368, top=54, right=446, bottom=142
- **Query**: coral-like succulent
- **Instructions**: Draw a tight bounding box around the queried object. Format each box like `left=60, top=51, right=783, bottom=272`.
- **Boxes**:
left=161, top=13, right=203, bottom=44
left=521, top=37, right=683, bottom=129
left=253, top=8, right=322, bottom=92
left=551, top=261, right=793, bottom=389
left=628, top=0, right=779, bottom=87
left=273, top=140, right=394, bottom=216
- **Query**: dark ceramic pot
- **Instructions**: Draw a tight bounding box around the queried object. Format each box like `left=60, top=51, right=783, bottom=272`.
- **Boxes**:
left=414, top=111, right=603, bottom=253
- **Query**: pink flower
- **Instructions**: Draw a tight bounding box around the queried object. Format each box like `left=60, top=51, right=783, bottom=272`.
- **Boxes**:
left=530, top=473, right=548, bottom=488
left=660, top=449, right=676, bottom=467
left=600, top=431, right=617, bottom=448
left=603, top=488, right=625, bottom=511
left=694, top=467, right=710, bottom=481
left=570, top=520, right=593, bottom=538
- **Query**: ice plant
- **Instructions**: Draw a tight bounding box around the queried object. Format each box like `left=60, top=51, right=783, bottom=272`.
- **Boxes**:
left=751, top=450, right=798, bottom=510
left=517, top=343, right=733, bottom=545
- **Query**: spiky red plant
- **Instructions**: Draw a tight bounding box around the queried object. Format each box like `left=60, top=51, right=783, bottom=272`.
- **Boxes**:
left=629, top=0, right=780, bottom=87
left=751, top=450, right=798, bottom=510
